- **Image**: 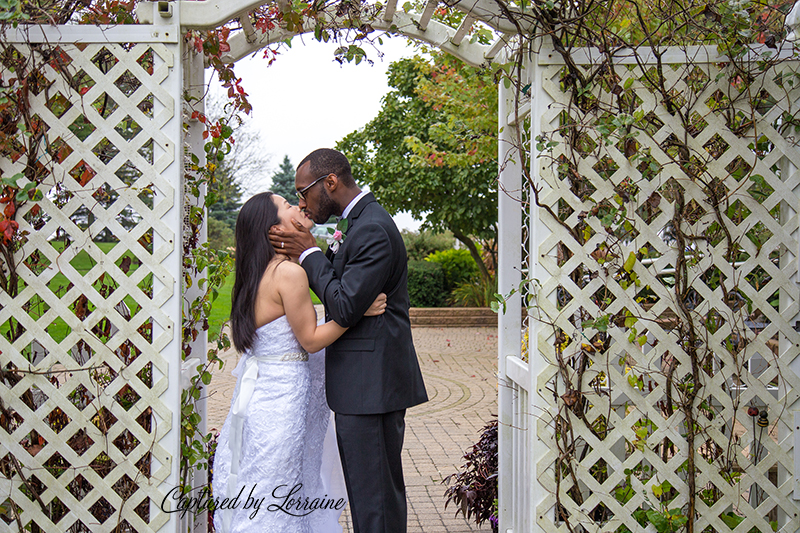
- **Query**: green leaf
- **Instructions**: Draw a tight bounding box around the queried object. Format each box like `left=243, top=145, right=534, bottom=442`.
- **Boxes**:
left=637, top=334, right=647, bottom=346
left=647, top=511, right=670, bottom=533
left=720, top=512, right=744, bottom=530
left=2, top=173, right=23, bottom=187
left=623, top=252, right=636, bottom=273
left=671, top=514, right=688, bottom=529
left=614, top=484, right=634, bottom=504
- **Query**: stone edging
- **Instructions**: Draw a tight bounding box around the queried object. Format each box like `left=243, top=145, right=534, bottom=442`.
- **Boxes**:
left=409, top=307, right=498, bottom=327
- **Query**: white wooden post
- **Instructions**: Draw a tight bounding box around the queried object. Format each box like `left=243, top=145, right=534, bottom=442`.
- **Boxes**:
left=527, top=44, right=555, bottom=533
left=497, top=49, right=528, bottom=533
left=783, top=155, right=800, bottom=513
left=148, top=2, right=185, bottom=531
left=182, top=36, right=210, bottom=533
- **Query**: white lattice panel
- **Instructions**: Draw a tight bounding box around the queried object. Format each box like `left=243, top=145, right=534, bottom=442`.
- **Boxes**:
left=0, top=28, right=181, bottom=533
left=528, top=49, right=800, bottom=533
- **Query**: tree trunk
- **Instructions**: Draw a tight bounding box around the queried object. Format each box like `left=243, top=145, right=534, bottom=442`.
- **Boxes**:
left=451, top=229, right=491, bottom=282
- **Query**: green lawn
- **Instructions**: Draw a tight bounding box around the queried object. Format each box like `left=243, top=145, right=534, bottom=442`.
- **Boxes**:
left=207, top=270, right=321, bottom=342
left=207, top=272, right=234, bottom=341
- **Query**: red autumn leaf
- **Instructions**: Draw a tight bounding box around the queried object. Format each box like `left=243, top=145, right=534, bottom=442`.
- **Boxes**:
left=202, top=130, right=209, bottom=139
left=4, top=203, right=14, bottom=219
left=0, top=220, right=15, bottom=242
left=79, top=169, right=93, bottom=186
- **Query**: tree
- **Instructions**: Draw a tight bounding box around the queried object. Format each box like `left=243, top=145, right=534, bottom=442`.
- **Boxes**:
left=207, top=216, right=235, bottom=251
left=337, top=53, right=497, bottom=280
left=207, top=167, right=244, bottom=235
left=204, top=92, right=271, bottom=247
left=270, top=155, right=297, bottom=199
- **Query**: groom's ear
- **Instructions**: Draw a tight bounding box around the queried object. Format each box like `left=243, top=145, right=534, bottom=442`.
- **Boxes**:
left=325, top=173, right=340, bottom=192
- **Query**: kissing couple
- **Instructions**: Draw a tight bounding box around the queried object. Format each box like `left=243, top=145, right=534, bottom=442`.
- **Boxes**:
left=211, top=148, right=428, bottom=532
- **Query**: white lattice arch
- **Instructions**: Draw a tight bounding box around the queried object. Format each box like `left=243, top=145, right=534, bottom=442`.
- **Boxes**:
left=4, top=1, right=800, bottom=532
left=135, top=0, right=516, bottom=67
left=135, top=3, right=800, bottom=533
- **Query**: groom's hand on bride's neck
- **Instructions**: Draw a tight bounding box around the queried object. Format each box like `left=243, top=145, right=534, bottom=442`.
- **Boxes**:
left=269, top=218, right=316, bottom=258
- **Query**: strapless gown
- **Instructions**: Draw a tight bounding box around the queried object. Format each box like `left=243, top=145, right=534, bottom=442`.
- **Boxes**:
left=212, top=316, right=346, bottom=532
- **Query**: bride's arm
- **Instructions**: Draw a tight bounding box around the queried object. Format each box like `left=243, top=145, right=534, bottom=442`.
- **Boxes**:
left=279, top=262, right=347, bottom=353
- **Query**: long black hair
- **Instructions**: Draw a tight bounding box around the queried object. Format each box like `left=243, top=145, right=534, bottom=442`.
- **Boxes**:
left=230, top=191, right=280, bottom=353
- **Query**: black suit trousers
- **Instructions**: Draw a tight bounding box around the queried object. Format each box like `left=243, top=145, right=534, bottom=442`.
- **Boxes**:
left=335, top=410, right=407, bottom=533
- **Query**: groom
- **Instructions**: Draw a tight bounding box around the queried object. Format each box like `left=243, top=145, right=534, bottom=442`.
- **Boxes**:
left=269, top=148, right=428, bottom=532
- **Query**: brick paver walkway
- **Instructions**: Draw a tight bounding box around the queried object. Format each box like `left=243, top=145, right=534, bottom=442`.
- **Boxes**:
left=207, top=314, right=498, bottom=533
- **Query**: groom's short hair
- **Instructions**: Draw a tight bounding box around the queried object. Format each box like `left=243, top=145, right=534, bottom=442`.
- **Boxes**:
left=299, top=148, right=356, bottom=187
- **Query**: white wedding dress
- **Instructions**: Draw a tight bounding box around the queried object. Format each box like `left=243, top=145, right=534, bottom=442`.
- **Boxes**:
left=212, top=316, right=347, bottom=533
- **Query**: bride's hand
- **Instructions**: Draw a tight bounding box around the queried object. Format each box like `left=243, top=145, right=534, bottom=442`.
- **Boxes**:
left=364, top=293, right=387, bottom=316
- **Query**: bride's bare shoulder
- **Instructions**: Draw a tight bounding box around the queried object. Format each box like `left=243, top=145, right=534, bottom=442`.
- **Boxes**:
left=274, top=259, right=309, bottom=287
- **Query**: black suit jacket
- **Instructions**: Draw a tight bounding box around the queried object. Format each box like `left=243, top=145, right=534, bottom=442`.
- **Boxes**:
left=302, top=193, right=428, bottom=415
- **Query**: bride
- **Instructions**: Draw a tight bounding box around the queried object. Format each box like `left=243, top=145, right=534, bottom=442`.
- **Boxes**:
left=211, top=192, right=386, bottom=533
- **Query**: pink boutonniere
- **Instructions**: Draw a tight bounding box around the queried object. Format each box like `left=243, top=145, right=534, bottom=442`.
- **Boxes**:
left=326, top=218, right=348, bottom=253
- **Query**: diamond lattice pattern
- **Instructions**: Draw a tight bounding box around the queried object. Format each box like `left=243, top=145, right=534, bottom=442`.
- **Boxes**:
left=533, top=52, right=800, bottom=533
left=0, top=41, right=176, bottom=532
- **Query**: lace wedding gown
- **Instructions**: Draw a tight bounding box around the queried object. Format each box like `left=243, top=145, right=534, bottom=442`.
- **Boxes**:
left=212, top=316, right=346, bottom=533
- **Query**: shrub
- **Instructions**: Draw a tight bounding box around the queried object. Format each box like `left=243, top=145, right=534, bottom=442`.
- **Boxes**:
left=208, top=217, right=234, bottom=251
left=450, top=275, right=498, bottom=307
left=402, top=229, right=454, bottom=261
left=425, top=248, right=479, bottom=292
left=442, top=419, right=498, bottom=532
left=407, top=260, right=445, bottom=307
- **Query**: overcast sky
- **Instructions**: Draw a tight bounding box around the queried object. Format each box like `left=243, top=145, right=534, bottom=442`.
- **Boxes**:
left=209, top=35, right=423, bottom=231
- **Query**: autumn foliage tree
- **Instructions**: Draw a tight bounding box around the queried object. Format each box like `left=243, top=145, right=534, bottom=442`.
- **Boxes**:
left=338, top=52, right=498, bottom=280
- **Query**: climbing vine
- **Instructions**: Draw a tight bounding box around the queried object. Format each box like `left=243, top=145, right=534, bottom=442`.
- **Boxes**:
left=494, top=1, right=800, bottom=532
left=2, top=0, right=800, bottom=532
